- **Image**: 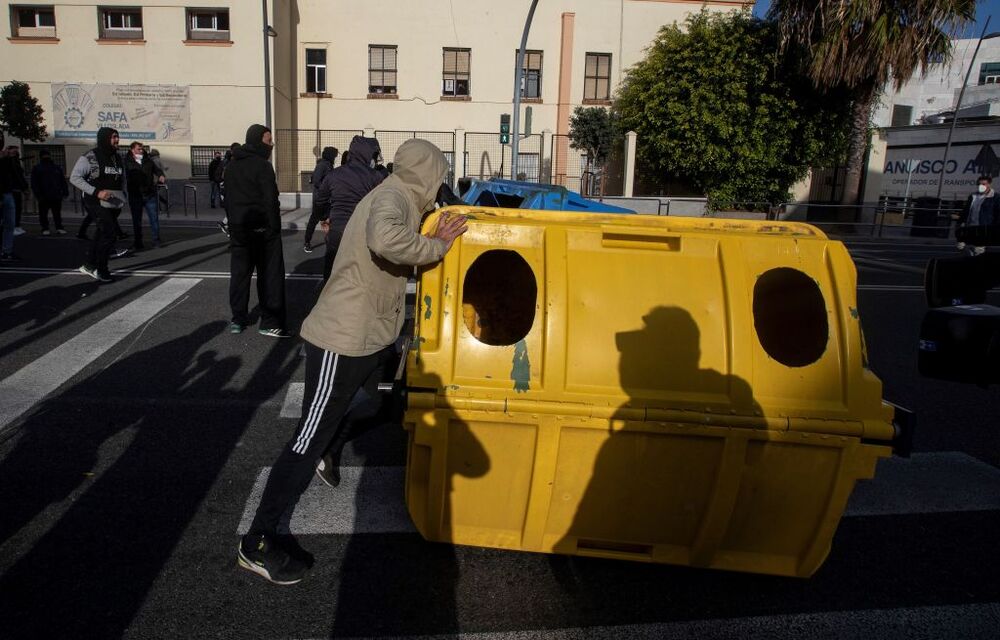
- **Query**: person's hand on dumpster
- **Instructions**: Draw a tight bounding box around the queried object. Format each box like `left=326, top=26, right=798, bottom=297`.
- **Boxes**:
left=430, top=212, right=468, bottom=252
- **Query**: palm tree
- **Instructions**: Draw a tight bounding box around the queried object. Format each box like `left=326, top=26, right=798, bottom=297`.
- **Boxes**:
left=769, top=0, right=976, bottom=217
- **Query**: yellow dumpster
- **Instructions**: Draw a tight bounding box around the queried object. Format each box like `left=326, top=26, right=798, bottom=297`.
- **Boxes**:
left=403, top=207, right=897, bottom=578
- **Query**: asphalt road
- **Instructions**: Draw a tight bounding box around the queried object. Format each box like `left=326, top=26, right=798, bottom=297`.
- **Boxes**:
left=1, top=216, right=998, bottom=640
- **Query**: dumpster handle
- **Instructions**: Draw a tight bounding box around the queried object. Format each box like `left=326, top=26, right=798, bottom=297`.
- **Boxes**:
left=602, top=229, right=681, bottom=251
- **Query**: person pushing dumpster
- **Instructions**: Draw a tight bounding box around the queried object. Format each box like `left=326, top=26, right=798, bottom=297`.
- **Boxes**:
left=238, top=138, right=468, bottom=585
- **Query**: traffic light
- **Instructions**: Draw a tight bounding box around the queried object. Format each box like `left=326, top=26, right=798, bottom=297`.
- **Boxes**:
left=500, top=113, right=511, bottom=145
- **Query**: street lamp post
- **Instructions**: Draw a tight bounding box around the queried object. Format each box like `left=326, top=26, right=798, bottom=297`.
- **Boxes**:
left=935, top=18, right=1000, bottom=205
left=511, top=0, right=539, bottom=180
left=262, top=0, right=273, bottom=129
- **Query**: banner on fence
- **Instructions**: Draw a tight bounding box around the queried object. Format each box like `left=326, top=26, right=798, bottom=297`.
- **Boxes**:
left=51, top=83, right=192, bottom=142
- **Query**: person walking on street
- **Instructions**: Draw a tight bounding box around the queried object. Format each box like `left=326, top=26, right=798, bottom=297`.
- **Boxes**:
left=956, top=175, right=998, bottom=256
left=0, top=148, right=20, bottom=261
left=314, top=136, right=387, bottom=280
left=5, top=146, right=29, bottom=236
left=225, top=124, right=291, bottom=338
left=303, top=146, right=338, bottom=253
left=238, top=138, right=467, bottom=585
left=208, top=151, right=224, bottom=208
left=70, top=127, right=127, bottom=283
left=30, top=149, right=69, bottom=235
left=124, top=141, right=166, bottom=250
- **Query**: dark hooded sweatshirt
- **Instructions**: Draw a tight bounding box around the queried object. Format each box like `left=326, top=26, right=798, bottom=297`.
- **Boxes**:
left=223, top=124, right=280, bottom=234
left=310, top=146, right=337, bottom=194
left=68, top=127, right=125, bottom=209
left=314, top=136, right=387, bottom=228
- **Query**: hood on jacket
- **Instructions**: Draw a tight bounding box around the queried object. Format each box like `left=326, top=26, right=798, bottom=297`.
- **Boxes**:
left=321, top=146, right=339, bottom=163
left=96, top=127, right=119, bottom=154
left=242, top=124, right=272, bottom=160
left=347, top=136, right=382, bottom=168
left=392, top=138, right=449, bottom=212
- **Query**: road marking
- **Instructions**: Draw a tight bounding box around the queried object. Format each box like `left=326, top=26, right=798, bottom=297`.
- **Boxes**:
left=312, top=603, right=1000, bottom=640
left=238, top=466, right=414, bottom=535
left=237, top=452, right=1000, bottom=535
left=280, top=382, right=305, bottom=418
left=0, top=277, right=202, bottom=434
left=0, top=268, right=418, bottom=293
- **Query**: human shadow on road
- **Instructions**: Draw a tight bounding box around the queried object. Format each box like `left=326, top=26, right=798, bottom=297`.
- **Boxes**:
left=550, top=306, right=760, bottom=588
left=0, top=281, right=99, bottom=333
left=0, top=320, right=299, bottom=639
left=328, top=368, right=489, bottom=637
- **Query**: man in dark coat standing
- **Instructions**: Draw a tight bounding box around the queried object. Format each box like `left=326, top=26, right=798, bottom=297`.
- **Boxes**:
left=30, top=149, right=69, bottom=235
left=314, top=136, right=387, bottom=280
left=69, top=127, right=127, bottom=283
left=225, top=124, right=290, bottom=338
left=303, top=146, right=338, bottom=253
left=124, top=141, right=166, bottom=250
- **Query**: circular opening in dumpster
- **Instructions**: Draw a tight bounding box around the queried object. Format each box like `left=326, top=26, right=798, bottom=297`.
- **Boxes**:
left=462, top=250, right=537, bottom=346
left=753, top=268, right=828, bottom=367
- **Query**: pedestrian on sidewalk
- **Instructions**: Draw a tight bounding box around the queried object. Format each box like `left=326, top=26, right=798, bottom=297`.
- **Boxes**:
left=302, top=146, right=337, bottom=253
left=314, top=136, right=387, bottom=280
left=208, top=151, right=224, bottom=208
left=124, top=141, right=166, bottom=250
left=70, top=127, right=127, bottom=283
left=5, top=146, right=29, bottom=236
left=238, top=138, right=467, bottom=585
left=225, top=124, right=291, bottom=338
left=30, top=149, right=69, bottom=235
left=956, top=175, right=998, bottom=255
left=0, top=148, right=20, bottom=261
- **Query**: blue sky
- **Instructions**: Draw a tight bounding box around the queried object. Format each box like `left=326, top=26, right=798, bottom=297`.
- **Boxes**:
left=752, top=0, right=1000, bottom=37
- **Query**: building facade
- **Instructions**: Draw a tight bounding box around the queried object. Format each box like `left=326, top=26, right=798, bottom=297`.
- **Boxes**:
left=1, top=0, right=750, bottom=193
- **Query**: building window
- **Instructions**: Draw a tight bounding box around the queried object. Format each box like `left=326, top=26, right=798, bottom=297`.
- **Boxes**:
left=99, top=7, right=142, bottom=39
left=306, top=49, right=327, bottom=94
left=890, top=104, right=913, bottom=127
left=190, top=145, right=229, bottom=177
left=12, top=5, right=56, bottom=38
left=443, top=48, right=471, bottom=97
left=369, top=45, right=398, bottom=95
left=584, top=53, right=612, bottom=101
left=978, top=62, right=1000, bottom=85
left=518, top=50, right=543, bottom=99
left=186, top=8, right=230, bottom=41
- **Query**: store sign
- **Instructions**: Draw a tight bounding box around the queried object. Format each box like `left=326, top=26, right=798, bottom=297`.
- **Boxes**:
left=882, top=143, right=998, bottom=196
left=51, top=83, right=192, bottom=142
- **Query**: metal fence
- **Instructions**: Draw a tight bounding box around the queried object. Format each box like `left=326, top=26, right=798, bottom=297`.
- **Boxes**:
left=463, top=132, right=543, bottom=182
left=375, top=130, right=456, bottom=185
left=550, top=133, right=619, bottom=196
left=275, top=129, right=364, bottom=192
left=189, top=145, right=230, bottom=178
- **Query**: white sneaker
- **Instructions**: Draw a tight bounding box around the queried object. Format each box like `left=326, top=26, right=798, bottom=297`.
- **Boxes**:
left=957, top=241, right=966, bottom=251
left=13, top=227, right=26, bottom=236
left=973, top=246, right=986, bottom=256
left=56, top=229, right=67, bottom=235
left=42, top=229, right=51, bottom=236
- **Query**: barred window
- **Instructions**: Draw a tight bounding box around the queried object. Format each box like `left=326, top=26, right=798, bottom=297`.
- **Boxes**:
left=191, top=145, right=229, bottom=177
left=369, top=45, right=398, bottom=95
left=443, top=48, right=471, bottom=97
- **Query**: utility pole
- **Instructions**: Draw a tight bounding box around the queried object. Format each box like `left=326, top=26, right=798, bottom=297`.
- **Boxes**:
left=511, top=0, right=539, bottom=179
left=262, top=0, right=272, bottom=129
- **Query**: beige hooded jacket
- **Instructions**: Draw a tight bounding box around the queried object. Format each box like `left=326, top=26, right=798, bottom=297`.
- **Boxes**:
left=300, top=138, right=450, bottom=356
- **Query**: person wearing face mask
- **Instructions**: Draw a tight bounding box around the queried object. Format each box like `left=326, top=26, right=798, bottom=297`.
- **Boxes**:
left=224, top=124, right=290, bottom=338
left=70, top=127, right=127, bottom=283
left=313, top=136, right=388, bottom=281
left=238, top=138, right=467, bottom=585
left=956, top=175, right=998, bottom=256
left=124, top=142, right=166, bottom=250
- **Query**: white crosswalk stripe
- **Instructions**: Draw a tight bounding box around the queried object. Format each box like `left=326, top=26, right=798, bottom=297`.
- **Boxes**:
left=238, top=452, right=1000, bottom=535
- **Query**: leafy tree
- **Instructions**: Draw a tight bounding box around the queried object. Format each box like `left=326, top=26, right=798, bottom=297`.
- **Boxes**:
left=0, top=81, right=48, bottom=143
left=568, top=106, right=620, bottom=171
left=615, top=11, right=852, bottom=207
left=770, top=0, right=975, bottom=212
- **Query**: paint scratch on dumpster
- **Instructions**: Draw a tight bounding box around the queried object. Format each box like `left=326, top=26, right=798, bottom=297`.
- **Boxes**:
left=511, top=339, right=530, bottom=393
left=424, top=295, right=432, bottom=320
left=849, top=307, right=859, bottom=319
